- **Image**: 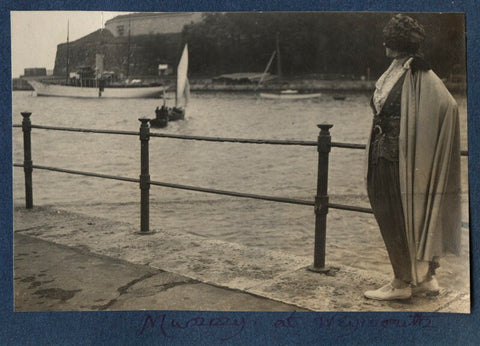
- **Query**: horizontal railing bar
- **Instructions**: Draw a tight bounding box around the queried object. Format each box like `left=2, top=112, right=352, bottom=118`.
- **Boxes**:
left=13, top=163, right=315, bottom=206
left=31, top=125, right=139, bottom=136
left=13, top=123, right=316, bottom=146
left=13, top=163, right=139, bottom=183
left=13, top=163, right=470, bottom=217
left=331, top=142, right=366, bottom=149
left=12, top=124, right=469, bottom=156
left=13, top=162, right=466, bottom=212
left=149, top=179, right=315, bottom=206
left=328, top=202, right=374, bottom=214
left=150, top=132, right=318, bottom=146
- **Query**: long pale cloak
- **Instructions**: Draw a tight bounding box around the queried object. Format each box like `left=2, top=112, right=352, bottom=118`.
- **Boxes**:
left=365, top=67, right=462, bottom=284
left=399, top=68, right=462, bottom=283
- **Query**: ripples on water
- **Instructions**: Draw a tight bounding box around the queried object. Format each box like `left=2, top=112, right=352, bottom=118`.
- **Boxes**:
left=12, top=90, right=469, bottom=257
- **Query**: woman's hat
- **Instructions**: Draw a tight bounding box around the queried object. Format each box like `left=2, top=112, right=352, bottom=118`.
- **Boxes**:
left=383, top=14, right=425, bottom=53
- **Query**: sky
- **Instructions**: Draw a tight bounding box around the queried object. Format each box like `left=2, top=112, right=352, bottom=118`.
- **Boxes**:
left=11, top=11, right=132, bottom=78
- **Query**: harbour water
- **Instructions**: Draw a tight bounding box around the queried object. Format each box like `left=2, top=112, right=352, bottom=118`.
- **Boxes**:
left=12, top=90, right=469, bottom=274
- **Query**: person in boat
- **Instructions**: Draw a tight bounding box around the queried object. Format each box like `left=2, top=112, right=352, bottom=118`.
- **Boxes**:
left=364, top=14, right=462, bottom=300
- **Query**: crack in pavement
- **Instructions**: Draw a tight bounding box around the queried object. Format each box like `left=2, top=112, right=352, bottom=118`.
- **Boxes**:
left=153, top=279, right=199, bottom=292
left=14, top=225, right=49, bottom=233
left=117, top=272, right=159, bottom=295
left=93, top=272, right=197, bottom=310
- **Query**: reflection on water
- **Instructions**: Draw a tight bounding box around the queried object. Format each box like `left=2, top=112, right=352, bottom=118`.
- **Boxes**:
left=12, top=90, right=469, bottom=257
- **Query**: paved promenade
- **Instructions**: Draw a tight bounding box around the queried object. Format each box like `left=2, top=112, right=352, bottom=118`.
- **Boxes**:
left=14, top=205, right=469, bottom=313
left=15, top=233, right=305, bottom=311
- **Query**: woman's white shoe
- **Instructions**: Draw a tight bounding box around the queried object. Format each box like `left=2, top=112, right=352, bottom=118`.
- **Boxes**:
left=364, top=283, right=412, bottom=300
left=412, top=277, right=440, bottom=296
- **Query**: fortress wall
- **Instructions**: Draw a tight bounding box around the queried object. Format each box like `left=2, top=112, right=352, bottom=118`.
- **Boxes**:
left=104, top=12, right=203, bottom=37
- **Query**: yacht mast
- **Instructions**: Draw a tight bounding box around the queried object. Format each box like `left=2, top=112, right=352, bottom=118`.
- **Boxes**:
left=65, top=20, right=70, bottom=84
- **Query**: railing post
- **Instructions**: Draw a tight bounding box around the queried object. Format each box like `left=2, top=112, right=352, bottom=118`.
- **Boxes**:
left=308, top=123, right=333, bottom=273
left=137, top=117, right=154, bottom=234
left=21, top=112, right=33, bottom=209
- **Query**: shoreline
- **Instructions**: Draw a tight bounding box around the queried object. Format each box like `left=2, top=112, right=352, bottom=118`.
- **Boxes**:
left=12, top=77, right=466, bottom=93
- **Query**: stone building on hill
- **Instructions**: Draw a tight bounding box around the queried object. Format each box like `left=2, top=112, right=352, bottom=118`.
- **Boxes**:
left=104, top=12, right=203, bottom=37
left=53, top=12, right=203, bottom=80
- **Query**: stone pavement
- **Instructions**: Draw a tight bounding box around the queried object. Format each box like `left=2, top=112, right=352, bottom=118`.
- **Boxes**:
left=13, top=206, right=470, bottom=312
left=14, top=233, right=304, bottom=311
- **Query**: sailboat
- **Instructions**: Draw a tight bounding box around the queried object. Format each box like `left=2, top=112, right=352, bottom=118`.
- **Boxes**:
left=29, top=20, right=167, bottom=99
left=29, top=75, right=167, bottom=99
left=258, top=33, right=321, bottom=100
left=150, top=44, right=190, bottom=128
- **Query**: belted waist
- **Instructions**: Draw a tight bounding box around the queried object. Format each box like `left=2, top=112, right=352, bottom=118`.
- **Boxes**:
left=372, top=115, right=400, bottom=137
left=369, top=115, right=401, bottom=164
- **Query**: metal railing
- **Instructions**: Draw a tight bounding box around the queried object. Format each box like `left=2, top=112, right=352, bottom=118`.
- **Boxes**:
left=13, top=112, right=468, bottom=274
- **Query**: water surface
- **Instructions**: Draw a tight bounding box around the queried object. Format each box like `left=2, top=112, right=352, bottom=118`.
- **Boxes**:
left=12, top=90, right=469, bottom=261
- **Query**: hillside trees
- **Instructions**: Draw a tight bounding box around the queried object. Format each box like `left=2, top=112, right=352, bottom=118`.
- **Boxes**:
left=181, top=12, right=465, bottom=80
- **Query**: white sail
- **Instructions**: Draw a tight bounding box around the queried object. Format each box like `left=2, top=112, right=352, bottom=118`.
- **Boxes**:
left=184, top=78, right=190, bottom=106
left=256, top=50, right=276, bottom=90
left=176, top=44, right=189, bottom=107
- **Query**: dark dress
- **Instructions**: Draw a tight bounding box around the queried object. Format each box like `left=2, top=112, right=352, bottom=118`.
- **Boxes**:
left=367, top=72, right=413, bottom=283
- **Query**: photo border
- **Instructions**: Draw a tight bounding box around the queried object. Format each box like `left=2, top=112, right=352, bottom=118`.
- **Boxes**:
left=2, top=1, right=478, bottom=344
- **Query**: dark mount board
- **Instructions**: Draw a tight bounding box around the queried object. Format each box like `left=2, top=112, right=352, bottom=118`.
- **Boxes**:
left=2, top=1, right=479, bottom=345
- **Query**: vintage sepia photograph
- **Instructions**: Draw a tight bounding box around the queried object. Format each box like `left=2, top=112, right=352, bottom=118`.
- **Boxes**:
left=11, top=11, right=469, bottom=315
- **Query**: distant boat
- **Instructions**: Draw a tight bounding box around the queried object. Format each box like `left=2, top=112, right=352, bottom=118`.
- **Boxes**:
left=29, top=79, right=167, bottom=99
left=151, top=44, right=190, bottom=128
left=257, top=34, right=321, bottom=100
left=260, top=90, right=322, bottom=100
left=333, top=95, right=346, bottom=100
left=213, top=72, right=276, bottom=84
left=29, top=21, right=167, bottom=99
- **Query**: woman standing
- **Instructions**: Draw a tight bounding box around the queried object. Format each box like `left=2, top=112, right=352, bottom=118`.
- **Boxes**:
left=364, top=14, right=462, bottom=300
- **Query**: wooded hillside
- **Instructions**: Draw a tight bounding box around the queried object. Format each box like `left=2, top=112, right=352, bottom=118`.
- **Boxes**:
left=54, top=12, right=466, bottom=81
